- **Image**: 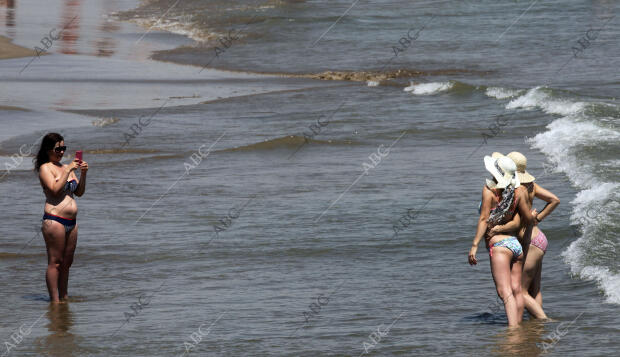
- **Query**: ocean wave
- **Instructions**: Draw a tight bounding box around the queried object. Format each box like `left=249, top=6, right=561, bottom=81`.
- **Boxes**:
left=506, top=86, right=587, bottom=116
left=404, top=81, right=454, bottom=95
left=579, top=266, right=620, bottom=304
left=111, top=2, right=265, bottom=43
left=564, top=235, right=620, bottom=304
left=570, top=184, right=618, bottom=225
left=86, top=148, right=160, bottom=155
left=528, top=100, right=620, bottom=303
left=485, top=86, right=524, bottom=99
left=528, top=117, right=619, bottom=187
left=223, top=135, right=355, bottom=152
left=126, top=13, right=223, bottom=43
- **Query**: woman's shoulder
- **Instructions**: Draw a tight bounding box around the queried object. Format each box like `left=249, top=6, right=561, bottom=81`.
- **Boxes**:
left=39, top=162, right=53, bottom=171
left=482, top=185, right=496, bottom=201
left=39, top=162, right=63, bottom=175
left=515, top=185, right=530, bottom=199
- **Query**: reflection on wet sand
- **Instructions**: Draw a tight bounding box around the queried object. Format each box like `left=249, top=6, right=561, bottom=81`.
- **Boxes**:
left=60, top=0, right=81, bottom=55
left=1, top=0, right=16, bottom=38
left=58, top=0, right=120, bottom=57
left=490, top=320, right=547, bottom=357
left=94, top=0, right=118, bottom=57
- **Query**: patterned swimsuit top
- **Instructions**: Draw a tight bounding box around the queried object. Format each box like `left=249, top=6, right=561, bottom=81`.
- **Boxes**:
left=487, top=185, right=518, bottom=227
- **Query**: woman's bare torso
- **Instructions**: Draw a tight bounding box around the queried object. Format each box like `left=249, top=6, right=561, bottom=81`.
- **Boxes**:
left=41, top=163, right=78, bottom=219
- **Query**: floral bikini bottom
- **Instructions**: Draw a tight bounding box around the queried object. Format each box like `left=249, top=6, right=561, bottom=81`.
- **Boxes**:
left=488, top=236, right=523, bottom=262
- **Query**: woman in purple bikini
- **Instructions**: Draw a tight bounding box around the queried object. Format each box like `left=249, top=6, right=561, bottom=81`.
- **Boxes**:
left=35, top=133, right=88, bottom=303
left=490, top=152, right=559, bottom=319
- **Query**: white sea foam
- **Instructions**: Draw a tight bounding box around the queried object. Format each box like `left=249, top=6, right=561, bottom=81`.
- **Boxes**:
left=367, top=80, right=380, bottom=87
left=485, top=87, right=524, bottom=99
left=131, top=16, right=219, bottom=43
left=404, top=82, right=453, bottom=95
left=570, top=184, right=618, bottom=225
left=562, top=186, right=620, bottom=304
left=528, top=117, right=620, bottom=187
left=507, top=86, right=586, bottom=116
left=564, top=239, right=620, bottom=304
left=528, top=102, right=620, bottom=304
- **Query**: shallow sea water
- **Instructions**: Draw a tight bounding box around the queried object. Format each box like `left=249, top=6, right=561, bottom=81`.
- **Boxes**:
left=1, top=0, right=618, bottom=356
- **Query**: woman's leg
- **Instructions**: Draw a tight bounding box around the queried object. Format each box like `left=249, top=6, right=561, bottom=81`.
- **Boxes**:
left=529, top=254, right=543, bottom=307
left=490, top=247, right=520, bottom=327
left=42, top=220, right=66, bottom=303
left=59, top=224, right=78, bottom=300
left=521, top=245, right=547, bottom=319
left=510, top=255, right=524, bottom=323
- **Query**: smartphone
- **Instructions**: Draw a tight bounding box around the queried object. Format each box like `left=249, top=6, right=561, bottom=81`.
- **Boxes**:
left=75, top=150, right=83, bottom=163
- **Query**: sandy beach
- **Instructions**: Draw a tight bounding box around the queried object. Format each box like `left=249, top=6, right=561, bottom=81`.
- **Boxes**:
left=0, top=34, right=35, bottom=59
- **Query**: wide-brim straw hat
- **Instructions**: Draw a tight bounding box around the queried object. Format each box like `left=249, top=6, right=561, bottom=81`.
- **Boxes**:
left=507, top=151, right=535, bottom=183
left=484, top=152, right=520, bottom=189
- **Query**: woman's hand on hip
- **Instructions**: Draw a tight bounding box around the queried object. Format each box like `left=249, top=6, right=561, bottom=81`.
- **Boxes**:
left=531, top=209, right=538, bottom=225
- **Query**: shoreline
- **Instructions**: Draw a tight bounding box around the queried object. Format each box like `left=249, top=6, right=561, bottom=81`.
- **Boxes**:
left=0, top=0, right=334, bottom=146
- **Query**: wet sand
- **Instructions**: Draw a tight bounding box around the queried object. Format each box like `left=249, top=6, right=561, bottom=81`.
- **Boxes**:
left=0, top=35, right=36, bottom=60
left=0, top=104, right=28, bottom=111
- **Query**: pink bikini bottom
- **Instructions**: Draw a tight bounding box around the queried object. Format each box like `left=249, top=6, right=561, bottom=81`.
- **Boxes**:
left=530, top=230, right=548, bottom=253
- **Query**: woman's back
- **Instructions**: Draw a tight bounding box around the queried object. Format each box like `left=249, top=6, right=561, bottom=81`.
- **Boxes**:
left=488, top=186, right=518, bottom=226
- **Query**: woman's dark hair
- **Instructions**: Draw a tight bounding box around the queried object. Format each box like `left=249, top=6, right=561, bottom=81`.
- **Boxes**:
left=35, top=133, right=64, bottom=172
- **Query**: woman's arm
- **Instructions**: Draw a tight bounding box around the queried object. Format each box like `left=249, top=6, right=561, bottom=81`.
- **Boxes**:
left=516, top=187, right=536, bottom=245
left=39, top=161, right=78, bottom=196
left=75, top=161, right=88, bottom=197
left=489, top=212, right=521, bottom=236
left=469, top=187, right=492, bottom=265
left=533, top=183, right=560, bottom=223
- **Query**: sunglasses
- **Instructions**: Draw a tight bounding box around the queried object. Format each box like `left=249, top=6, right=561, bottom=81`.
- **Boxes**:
left=54, top=146, right=67, bottom=153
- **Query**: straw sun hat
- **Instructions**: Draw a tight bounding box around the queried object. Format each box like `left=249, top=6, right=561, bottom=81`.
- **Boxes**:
left=507, top=151, right=535, bottom=183
left=484, top=152, right=520, bottom=189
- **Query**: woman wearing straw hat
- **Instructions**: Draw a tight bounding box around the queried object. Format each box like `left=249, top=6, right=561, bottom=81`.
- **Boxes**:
left=468, top=153, right=536, bottom=327
left=489, top=152, right=559, bottom=319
